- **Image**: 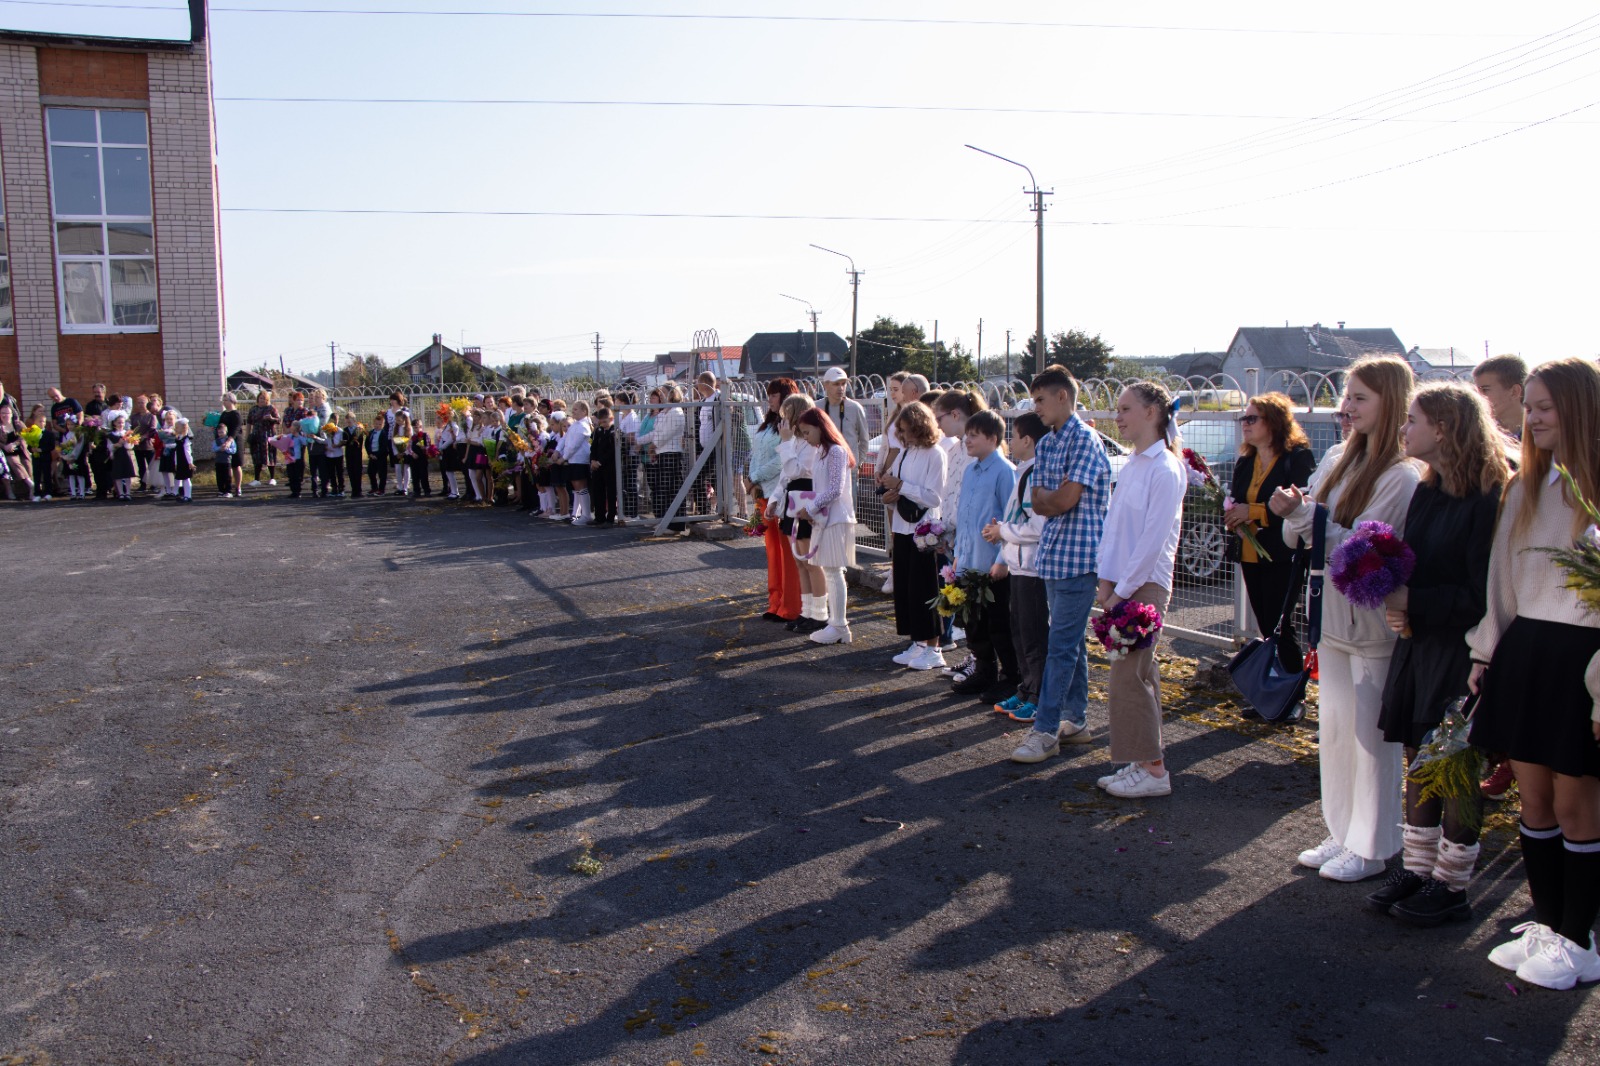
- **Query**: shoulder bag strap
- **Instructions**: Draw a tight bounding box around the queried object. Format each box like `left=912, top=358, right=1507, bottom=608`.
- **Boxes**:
left=1304, top=504, right=1327, bottom=650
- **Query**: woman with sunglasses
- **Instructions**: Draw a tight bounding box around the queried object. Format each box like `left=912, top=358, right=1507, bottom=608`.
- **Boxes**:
left=1224, top=393, right=1316, bottom=719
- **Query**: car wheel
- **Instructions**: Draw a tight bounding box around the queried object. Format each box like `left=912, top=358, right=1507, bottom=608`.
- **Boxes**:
left=1180, top=518, right=1225, bottom=580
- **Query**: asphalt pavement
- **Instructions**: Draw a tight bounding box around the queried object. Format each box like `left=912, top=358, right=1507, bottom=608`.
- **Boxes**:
left=0, top=492, right=1594, bottom=1065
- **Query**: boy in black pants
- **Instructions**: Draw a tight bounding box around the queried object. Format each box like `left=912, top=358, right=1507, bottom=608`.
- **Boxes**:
left=589, top=406, right=619, bottom=526
left=366, top=420, right=389, bottom=496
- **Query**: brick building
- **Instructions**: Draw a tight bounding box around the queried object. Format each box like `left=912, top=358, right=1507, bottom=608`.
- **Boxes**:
left=0, top=0, right=222, bottom=420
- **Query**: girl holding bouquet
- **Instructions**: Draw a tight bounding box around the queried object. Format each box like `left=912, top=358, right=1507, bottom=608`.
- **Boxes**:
left=1225, top=392, right=1316, bottom=715
left=108, top=414, right=136, bottom=501
left=882, top=402, right=949, bottom=672
left=436, top=408, right=463, bottom=500
left=391, top=412, right=414, bottom=497
left=774, top=394, right=821, bottom=632
left=749, top=378, right=800, bottom=624
left=1368, top=383, right=1509, bottom=926
left=1274, top=355, right=1419, bottom=883
left=1466, top=357, right=1600, bottom=990
left=794, top=407, right=857, bottom=645
left=1093, top=382, right=1187, bottom=799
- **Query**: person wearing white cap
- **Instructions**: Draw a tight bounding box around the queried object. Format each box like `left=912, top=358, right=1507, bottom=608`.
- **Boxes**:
left=819, top=367, right=870, bottom=481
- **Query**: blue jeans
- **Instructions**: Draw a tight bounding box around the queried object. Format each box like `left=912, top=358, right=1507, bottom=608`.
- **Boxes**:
left=1031, top=572, right=1098, bottom=736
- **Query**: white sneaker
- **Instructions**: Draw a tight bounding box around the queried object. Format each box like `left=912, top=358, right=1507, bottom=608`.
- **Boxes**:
left=1318, top=849, right=1386, bottom=883
left=881, top=574, right=894, bottom=594
left=1097, top=763, right=1138, bottom=789
left=951, top=626, right=966, bottom=643
left=906, top=645, right=947, bottom=671
left=268, top=478, right=277, bottom=486
left=572, top=516, right=593, bottom=526
left=1010, top=731, right=1060, bottom=764
left=1105, top=765, right=1172, bottom=798
left=1488, top=921, right=1556, bottom=972
left=1058, top=719, right=1094, bottom=745
left=809, top=624, right=852, bottom=645
left=892, top=644, right=922, bottom=666
left=250, top=479, right=261, bottom=487
left=1515, top=933, right=1600, bottom=990
left=1298, top=836, right=1344, bottom=870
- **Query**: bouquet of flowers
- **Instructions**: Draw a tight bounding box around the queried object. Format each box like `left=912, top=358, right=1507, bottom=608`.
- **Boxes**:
left=123, top=431, right=142, bottom=451
left=425, top=444, right=440, bottom=459
left=1092, top=599, right=1164, bottom=662
left=1329, top=521, right=1416, bottom=609
left=1222, top=493, right=1273, bottom=562
left=1534, top=464, right=1600, bottom=612
left=1407, top=695, right=1485, bottom=829
left=912, top=517, right=949, bottom=553
left=489, top=454, right=514, bottom=488
left=740, top=512, right=769, bottom=538
left=1181, top=447, right=1224, bottom=516
left=270, top=434, right=296, bottom=457
left=506, top=429, right=531, bottom=455
left=927, top=568, right=994, bottom=626
left=436, top=401, right=453, bottom=425
left=20, top=424, right=42, bottom=455
left=449, top=397, right=474, bottom=418
left=393, top=436, right=410, bottom=450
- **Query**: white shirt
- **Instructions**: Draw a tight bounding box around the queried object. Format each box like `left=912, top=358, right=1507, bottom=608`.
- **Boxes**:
left=560, top=419, right=592, bottom=465
left=890, top=445, right=948, bottom=536
left=618, top=410, right=640, bottom=437
left=697, top=390, right=720, bottom=446
left=1096, top=440, right=1185, bottom=598
left=640, top=407, right=684, bottom=453
left=777, top=436, right=818, bottom=492
left=939, top=435, right=969, bottom=534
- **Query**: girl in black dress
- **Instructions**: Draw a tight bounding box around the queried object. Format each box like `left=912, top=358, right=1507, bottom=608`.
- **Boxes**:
left=108, top=414, right=137, bottom=501
left=171, top=418, right=195, bottom=502
left=1467, top=358, right=1600, bottom=990
left=1368, top=383, right=1509, bottom=925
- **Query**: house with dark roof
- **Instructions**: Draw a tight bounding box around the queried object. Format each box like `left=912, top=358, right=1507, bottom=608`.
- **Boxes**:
left=1131, top=352, right=1227, bottom=379
left=620, top=346, right=743, bottom=389
left=396, top=334, right=506, bottom=386
left=1221, top=325, right=1406, bottom=397
left=740, top=331, right=849, bottom=380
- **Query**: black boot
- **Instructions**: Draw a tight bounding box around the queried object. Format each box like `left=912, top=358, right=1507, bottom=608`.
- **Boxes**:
left=1365, top=868, right=1426, bottom=913
left=1389, top=878, right=1472, bottom=926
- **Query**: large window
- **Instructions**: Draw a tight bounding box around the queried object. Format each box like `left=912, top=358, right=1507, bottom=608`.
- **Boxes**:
left=47, top=107, right=156, bottom=330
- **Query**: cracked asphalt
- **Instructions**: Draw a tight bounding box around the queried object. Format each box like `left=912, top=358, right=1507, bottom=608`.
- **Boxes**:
left=1, top=495, right=1595, bottom=1065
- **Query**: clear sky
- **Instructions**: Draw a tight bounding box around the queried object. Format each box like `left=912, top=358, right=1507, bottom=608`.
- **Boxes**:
left=5, top=0, right=1597, bottom=375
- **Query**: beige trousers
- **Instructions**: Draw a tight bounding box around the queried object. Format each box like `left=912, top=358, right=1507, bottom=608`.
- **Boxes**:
left=1107, top=582, right=1171, bottom=764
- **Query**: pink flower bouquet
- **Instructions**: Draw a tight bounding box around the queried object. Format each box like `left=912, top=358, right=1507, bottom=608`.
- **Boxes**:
left=1092, top=599, right=1164, bottom=662
left=1329, top=521, right=1415, bottom=609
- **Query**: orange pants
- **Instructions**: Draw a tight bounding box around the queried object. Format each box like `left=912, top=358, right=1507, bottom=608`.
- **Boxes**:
left=764, top=497, right=802, bottom=620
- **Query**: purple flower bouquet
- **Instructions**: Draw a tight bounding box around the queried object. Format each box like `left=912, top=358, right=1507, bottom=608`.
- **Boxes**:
left=1329, top=520, right=1416, bottom=609
left=1092, top=600, right=1164, bottom=663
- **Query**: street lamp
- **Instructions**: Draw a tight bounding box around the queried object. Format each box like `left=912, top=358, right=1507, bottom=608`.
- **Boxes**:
left=779, top=293, right=820, bottom=377
left=966, top=144, right=1051, bottom=375
left=809, top=243, right=862, bottom=378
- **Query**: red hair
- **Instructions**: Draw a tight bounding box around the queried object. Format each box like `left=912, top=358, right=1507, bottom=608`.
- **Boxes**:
left=796, top=407, right=856, bottom=468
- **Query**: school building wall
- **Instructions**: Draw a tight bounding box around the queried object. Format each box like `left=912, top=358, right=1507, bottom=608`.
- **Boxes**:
left=0, top=32, right=222, bottom=420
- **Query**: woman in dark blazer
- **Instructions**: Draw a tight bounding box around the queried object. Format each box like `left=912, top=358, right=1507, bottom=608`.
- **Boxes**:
left=1225, top=392, right=1317, bottom=685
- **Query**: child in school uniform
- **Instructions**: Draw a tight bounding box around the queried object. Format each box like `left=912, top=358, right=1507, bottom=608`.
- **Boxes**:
left=408, top=424, right=432, bottom=497
left=108, top=414, right=136, bottom=501
left=436, top=410, right=462, bottom=500
left=61, top=416, right=88, bottom=500
left=212, top=423, right=238, bottom=496
left=464, top=412, right=488, bottom=505
left=986, top=412, right=1050, bottom=722
left=392, top=413, right=414, bottom=497
left=561, top=401, right=594, bottom=524
left=156, top=410, right=178, bottom=498
left=322, top=418, right=346, bottom=497
left=343, top=414, right=364, bottom=498
left=481, top=407, right=507, bottom=505
left=366, top=414, right=390, bottom=496
left=308, top=420, right=331, bottom=498
left=589, top=406, right=619, bottom=526
left=284, top=421, right=309, bottom=499
left=170, top=418, right=196, bottom=502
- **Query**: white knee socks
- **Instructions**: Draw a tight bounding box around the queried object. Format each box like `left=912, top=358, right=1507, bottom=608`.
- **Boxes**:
left=824, top=568, right=848, bottom=628
left=1434, top=839, right=1480, bottom=892
left=445, top=471, right=458, bottom=496
left=574, top=489, right=591, bottom=522
left=1402, top=824, right=1442, bottom=877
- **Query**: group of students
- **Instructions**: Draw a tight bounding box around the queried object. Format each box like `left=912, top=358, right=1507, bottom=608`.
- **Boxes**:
left=0, top=384, right=203, bottom=503
left=748, top=355, right=1600, bottom=992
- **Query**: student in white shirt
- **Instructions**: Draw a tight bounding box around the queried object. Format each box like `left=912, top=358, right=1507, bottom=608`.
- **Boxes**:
left=794, top=406, right=858, bottom=645
left=639, top=386, right=686, bottom=529
left=775, top=394, right=821, bottom=631
left=880, top=401, right=948, bottom=672
left=563, top=400, right=594, bottom=525
left=986, top=411, right=1051, bottom=721
left=1093, top=382, right=1187, bottom=800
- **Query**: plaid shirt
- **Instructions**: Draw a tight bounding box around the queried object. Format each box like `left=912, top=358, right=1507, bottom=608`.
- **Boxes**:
left=1033, top=414, right=1112, bottom=579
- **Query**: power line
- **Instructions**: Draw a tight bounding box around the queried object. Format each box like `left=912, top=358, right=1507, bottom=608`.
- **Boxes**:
left=211, top=95, right=1600, bottom=125
left=0, top=1, right=1532, bottom=37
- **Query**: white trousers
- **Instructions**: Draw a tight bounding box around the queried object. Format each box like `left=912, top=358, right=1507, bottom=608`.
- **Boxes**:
left=1316, top=644, right=1402, bottom=860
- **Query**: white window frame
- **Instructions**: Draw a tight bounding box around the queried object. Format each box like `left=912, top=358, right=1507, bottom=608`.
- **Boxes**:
left=47, top=107, right=158, bottom=334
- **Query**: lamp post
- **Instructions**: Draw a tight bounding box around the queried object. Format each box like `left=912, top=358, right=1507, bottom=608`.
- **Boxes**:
left=966, top=145, right=1051, bottom=375
left=779, top=293, right=819, bottom=378
left=810, top=243, right=861, bottom=378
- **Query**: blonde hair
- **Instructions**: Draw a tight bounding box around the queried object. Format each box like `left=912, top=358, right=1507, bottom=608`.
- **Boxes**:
left=1321, top=356, right=1414, bottom=526
left=571, top=400, right=590, bottom=419
left=1412, top=383, right=1510, bottom=499
left=780, top=393, right=814, bottom=428
left=1514, top=357, right=1600, bottom=540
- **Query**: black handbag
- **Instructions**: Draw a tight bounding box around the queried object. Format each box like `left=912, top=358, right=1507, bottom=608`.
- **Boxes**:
left=891, top=453, right=928, bottom=524
left=1227, top=504, right=1326, bottom=722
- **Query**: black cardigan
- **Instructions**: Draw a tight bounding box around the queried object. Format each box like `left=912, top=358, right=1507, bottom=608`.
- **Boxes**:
left=1230, top=444, right=1317, bottom=566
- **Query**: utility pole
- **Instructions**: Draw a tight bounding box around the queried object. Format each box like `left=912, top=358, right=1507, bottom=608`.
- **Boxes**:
left=810, top=244, right=862, bottom=378
left=966, top=145, right=1052, bottom=374
left=932, top=320, right=939, bottom=383
left=779, top=294, right=819, bottom=377
left=1005, top=329, right=1012, bottom=385
left=977, top=318, right=983, bottom=372
left=329, top=341, right=337, bottom=387
left=593, top=332, right=603, bottom=385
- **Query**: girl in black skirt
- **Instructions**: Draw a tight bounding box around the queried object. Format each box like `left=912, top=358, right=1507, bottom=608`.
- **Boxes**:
left=1468, top=357, right=1600, bottom=990
left=1369, top=383, right=1509, bottom=925
left=108, top=414, right=136, bottom=500
left=170, top=418, right=195, bottom=502
left=881, top=402, right=949, bottom=672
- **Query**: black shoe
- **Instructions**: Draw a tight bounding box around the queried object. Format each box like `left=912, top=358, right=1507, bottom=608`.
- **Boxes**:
left=1389, top=878, right=1472, bottom=927
left=952, top=667, right=999, bottom=696
left=981, top=675, right=1020, bottom=704
left=785, top=617, right=804, bottom=632
left=1365, top=868, right=1426, bottom=912
left=761, top=612, right=786, bottom=622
